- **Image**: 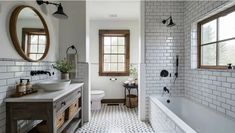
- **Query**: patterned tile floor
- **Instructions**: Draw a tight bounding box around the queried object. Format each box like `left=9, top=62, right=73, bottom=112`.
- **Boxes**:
left=76, top=104, right=154, bottom=133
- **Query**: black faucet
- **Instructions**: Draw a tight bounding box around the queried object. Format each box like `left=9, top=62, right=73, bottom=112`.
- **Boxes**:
left=30, top=70, right=51, bottom=76
left=163, top=87, right=169, bottom=93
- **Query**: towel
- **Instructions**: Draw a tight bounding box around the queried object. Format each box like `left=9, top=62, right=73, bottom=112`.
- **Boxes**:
left=67, top=53, right=78, bottom=79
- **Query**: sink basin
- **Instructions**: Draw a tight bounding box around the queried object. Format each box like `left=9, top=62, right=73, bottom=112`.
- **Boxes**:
left=38, top=80, right=71, bottom=91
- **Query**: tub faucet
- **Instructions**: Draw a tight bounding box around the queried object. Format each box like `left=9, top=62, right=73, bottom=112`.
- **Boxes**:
left=163, top=87, right=169, bottom=93
left=162, top=87, right=171, bottom=96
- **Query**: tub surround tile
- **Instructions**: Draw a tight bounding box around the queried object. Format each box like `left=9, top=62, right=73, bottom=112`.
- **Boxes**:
left=184, top=0, right=235, bottom=119
left=145, top=1, right=185, bottom=119
left=145, top=0, right=235, bottom=121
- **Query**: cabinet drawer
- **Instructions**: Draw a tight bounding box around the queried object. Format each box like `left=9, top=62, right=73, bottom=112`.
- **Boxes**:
left=56, top=112, right=65, bottom=129
left=54, top=88, right=81, bottom=113
left=65, top=99, right=79, bottom=120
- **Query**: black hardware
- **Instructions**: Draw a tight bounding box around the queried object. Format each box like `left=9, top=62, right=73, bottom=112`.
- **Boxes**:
left=36, top=0, right=68, bottom=19
left=167, top=99, right=170, bottom=103
left=66, top=45, right=78, bottom=55
left=163, top=87, right=169, bottom=93
left=162, top=16, right=176, bottom=27
left=175, top=55, right=179, bottom=78
left=61, top=101, right=66, bottom=106
left=228, top=63, right=233, bottom=69
left=160, top=70, right=169, bottom=77
left=110, top=78, right=117, bottom=81
left=20, top=78, right=30, bottom=83
left=30, top=70, right=51, bottom=76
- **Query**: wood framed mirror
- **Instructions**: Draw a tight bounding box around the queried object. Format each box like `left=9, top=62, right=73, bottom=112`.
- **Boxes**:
left=9, top=5, right=50, bottom=62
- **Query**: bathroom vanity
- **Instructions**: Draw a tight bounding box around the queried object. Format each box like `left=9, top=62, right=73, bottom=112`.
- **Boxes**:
left=5, top=83, right=83, bottom=133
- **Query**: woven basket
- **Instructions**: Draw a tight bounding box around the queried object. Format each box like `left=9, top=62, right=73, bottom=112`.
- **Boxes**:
left=126, top=94, right=137, bottom=108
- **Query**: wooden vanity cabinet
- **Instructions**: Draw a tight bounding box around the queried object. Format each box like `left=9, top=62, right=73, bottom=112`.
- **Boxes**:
left=5, top=83, right=83, bottom=133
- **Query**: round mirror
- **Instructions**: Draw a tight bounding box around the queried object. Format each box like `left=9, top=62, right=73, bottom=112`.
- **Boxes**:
left=9, top=6, right=50, bottom=62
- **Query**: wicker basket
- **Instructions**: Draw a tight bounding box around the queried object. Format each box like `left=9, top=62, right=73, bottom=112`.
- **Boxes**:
left=56, top=112, right=65, bottom=129
left=126, top=94, right=137, bottom=108
left=65, top=99, right=79, bottom=120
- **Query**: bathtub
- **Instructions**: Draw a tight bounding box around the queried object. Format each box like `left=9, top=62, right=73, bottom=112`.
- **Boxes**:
left=149, top=96, right=235, bottom=133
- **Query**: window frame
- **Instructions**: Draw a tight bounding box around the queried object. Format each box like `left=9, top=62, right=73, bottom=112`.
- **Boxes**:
left=99, top=30, right=130, bottom=76
left=198, top=5, right=235, bottom=69
left=22, top=28, right=46, bottom=60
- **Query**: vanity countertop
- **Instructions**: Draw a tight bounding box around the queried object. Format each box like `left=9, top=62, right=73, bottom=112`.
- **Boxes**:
left=5, top=83, right=84, bottom=103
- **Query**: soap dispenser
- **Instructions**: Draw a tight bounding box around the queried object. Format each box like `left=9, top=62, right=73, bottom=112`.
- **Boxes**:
left=26, top=79, right=32, bottom=93
left=17, top=79, right=26, bottom=95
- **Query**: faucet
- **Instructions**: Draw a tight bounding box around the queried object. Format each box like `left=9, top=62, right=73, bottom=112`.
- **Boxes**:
left=162, top=86, right=171, bottom=96
left=30, top=70, right=52, bottom=76
left=44, top=71, right=51, bottom=76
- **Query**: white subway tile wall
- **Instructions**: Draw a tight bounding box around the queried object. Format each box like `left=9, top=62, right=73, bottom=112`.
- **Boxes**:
left=145, top=1, right=185, bottom=119
left=184, top=1, right=235, bottom=119
left=145, top=0, right=235, bottom=120
left=0, top=59, right=59, bottom=133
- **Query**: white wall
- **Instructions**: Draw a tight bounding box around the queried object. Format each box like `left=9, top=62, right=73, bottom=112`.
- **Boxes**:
left=89, top=20, right=139, bottom=99
left=0, top=1, right=59, bottom=61
left=58, top=1, right=90, bottom=122
left=59, top=1, right=86, bottom=62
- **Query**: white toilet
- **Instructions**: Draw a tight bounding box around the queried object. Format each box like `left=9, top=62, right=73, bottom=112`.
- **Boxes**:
left=91, top=90, right=105, bottom=110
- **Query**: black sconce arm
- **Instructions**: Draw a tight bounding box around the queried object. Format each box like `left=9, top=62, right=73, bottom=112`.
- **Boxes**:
left=37, top=0, right=60, bottom=6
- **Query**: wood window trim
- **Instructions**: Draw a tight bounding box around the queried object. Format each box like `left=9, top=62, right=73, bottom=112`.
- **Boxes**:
left=197, top=5, right=235, bottom=69
left=99, top=30, right=130, bottom=76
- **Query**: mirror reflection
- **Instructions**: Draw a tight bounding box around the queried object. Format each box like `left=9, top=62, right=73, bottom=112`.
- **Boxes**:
left=16, top=7, right=47, bottom=60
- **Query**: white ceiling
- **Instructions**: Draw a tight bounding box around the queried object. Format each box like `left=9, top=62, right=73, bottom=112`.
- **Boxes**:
left=87, top=1, right=140, bottom=20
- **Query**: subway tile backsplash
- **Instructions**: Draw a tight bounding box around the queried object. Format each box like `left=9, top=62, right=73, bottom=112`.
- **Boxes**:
left=0, top=58, right=59, bottom=133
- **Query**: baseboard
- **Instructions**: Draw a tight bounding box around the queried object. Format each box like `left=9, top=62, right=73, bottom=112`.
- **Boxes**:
left=101, top=99, right=125, bottom=103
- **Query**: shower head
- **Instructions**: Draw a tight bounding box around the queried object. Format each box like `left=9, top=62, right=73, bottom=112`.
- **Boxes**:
left=162, top=16, right=176, bottom=27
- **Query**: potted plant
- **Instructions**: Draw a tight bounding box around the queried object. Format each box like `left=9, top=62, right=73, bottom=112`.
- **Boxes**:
left=129, top=65, right=138, bottom=85
left=52, top=59, right=72, bottom=80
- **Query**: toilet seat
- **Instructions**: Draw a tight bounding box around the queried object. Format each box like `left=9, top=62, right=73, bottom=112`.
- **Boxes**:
left=91, top=90, right=104, bottom=95
left=91, top=90, right=105, bottom=110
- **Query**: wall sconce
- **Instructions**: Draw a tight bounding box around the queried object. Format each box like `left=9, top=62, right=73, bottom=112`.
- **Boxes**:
left=36, top=0, right=68, bottom=19
left=162, top=16, right=175, bottom=27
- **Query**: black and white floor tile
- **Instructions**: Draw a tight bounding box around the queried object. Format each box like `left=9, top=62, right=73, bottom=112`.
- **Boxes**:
left=76, top=104, right=154, bottom=133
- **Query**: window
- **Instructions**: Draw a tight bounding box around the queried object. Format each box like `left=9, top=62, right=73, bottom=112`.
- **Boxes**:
left=99, top=30, right=130, bottom=76
left=198, top=6, right=235, bottom=69
left=22, top=28, right=46, bottom=60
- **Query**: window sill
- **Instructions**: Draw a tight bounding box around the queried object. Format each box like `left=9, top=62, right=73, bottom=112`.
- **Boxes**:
left=195, top=67, right=235, bottom=72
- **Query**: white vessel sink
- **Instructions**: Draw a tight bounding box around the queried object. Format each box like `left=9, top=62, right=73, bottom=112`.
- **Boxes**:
left=38, top=80, right=71, bottom=91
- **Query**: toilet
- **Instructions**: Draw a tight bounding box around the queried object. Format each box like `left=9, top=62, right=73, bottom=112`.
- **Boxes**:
left=91, top=90, right=105, bottom=110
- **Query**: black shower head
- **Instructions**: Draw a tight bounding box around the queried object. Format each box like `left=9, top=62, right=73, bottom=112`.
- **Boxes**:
left=162, top=16, right=176, bottom=27
left=167, top=18, right=176, bottom=27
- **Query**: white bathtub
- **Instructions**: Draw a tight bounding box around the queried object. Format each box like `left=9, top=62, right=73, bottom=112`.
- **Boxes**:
left=149, top=96, right=235, bottom=133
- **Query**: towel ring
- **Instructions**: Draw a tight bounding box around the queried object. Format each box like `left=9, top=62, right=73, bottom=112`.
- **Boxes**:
left=66, top=45, right=78, bottom=55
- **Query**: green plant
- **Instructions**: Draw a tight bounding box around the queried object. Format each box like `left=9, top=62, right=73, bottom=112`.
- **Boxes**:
left=129, top=65, right=138, bottom=79
left=52, top=59, right=72, bottom=73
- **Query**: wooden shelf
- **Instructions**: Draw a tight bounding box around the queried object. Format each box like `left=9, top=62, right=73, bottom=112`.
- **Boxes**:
left=62, top=118, right=82, bottom=133
left=57, top=107, right=82, bottom=133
